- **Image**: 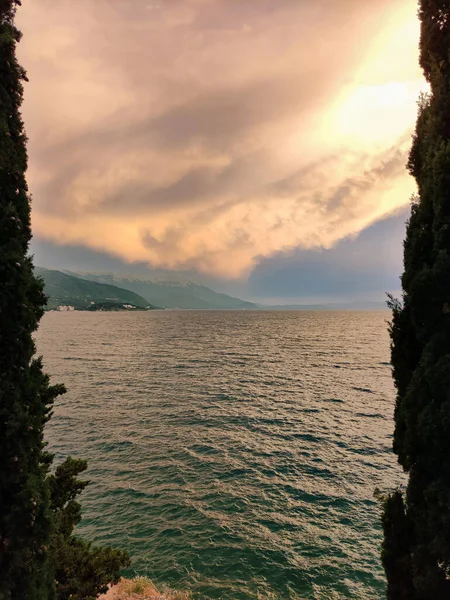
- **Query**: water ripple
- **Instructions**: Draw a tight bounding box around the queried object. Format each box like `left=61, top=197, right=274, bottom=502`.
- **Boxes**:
left=36, top=310, right=404, bottom=600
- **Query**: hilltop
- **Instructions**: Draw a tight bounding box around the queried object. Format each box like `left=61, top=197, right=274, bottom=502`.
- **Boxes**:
left=36, top=268, right=156, bottom=310
left=67, top=272, right=258, bottom=310
left=36, top=268, right=386, bottom=312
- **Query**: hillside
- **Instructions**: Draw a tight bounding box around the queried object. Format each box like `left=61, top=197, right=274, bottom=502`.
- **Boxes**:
left=36, top=268, right=154, bottom=310
left=69, top=272, right=258, bottom=310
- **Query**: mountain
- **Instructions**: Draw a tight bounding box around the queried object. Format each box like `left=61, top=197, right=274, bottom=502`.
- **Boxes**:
left=36, top=268, right=154, bottom=310
left=68, top=272, right=258, bottom=310
left=37, top=268, right=385, bottom=311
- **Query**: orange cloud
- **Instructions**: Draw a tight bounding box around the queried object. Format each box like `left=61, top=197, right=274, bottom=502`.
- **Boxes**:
left=17, top=0, right=424, bottom=277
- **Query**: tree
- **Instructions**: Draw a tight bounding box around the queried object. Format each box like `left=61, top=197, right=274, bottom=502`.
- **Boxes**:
left=0, top=3, right=130, bottom=598
left=0, top=0, right=65, bottom=597
left=49, top=458, right=130, bottom=600
left=382, top=1, right=450, bottom=598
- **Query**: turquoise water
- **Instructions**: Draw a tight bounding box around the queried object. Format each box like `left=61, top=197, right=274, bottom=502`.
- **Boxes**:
left=36, top=311, right=403, bottom=599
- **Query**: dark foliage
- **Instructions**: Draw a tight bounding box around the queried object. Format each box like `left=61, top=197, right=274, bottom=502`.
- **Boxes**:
left=381, top=490, right=414, bottom=599
left=49, top=459, right=131, bottom=600
left=382, top=1, right=450, bottom=598
left=0, top=2, right=130, bottom=598
left=0, top=1, right=64, bottom=597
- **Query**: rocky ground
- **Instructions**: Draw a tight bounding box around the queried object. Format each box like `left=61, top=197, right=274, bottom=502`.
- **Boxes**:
left=98, top=577, right=190, bottom=600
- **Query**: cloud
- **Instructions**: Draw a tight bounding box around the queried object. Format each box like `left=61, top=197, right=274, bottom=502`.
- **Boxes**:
left=30, top=209, right=409, bottom=304
left=248, top=208, right=409, bottom=303
left=17, top=0, right=424, bottom=277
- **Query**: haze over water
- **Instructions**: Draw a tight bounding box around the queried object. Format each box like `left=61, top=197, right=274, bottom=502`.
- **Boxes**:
left=36, top=311, right=403, bottom=599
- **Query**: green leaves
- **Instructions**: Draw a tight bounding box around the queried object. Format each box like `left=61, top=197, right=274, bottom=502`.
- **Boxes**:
left=48, top=458, right=131, bottom=600
left=52, top=537, right=131, bottom=600
left=0, top=3, right=130, bottom=598
left=383, top=2, right=450, bottom=598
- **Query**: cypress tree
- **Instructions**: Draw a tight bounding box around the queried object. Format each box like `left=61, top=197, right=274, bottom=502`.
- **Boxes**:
left=1, top=5, right=130, bottom=598
left=0, top=0, right=65, bottom=598
left=382, top=1, right=450, bottom=598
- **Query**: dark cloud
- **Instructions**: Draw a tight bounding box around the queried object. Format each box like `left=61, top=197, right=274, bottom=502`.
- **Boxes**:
left=248, top=209, right=408, bottom=302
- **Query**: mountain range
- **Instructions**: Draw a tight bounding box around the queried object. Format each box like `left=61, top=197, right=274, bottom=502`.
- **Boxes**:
left=37, top=268, right=258, bottom=310
left=36, top=268, right=153, bottom=310
left=67, top=271, right=258, bottom=310
left=36, top=267, right=388, bottom=311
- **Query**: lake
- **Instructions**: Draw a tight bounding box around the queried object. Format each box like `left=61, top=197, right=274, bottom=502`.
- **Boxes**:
left=36, top=310, right=403, bottom=600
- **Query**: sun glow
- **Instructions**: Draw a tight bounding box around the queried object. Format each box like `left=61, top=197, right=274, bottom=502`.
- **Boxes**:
left=331, top=79, right=424, bottom=145
left=328, top=4, right=425, bottom=149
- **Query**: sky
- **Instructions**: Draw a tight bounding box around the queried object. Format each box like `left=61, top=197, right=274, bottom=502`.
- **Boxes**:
left=17, top=0, right=425, bottom=303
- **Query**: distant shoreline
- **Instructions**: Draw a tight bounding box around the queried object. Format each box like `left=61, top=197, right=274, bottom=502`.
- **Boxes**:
left=44, top=306, right=390, bottom=313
